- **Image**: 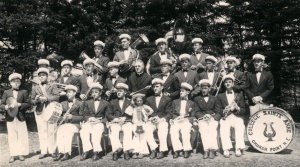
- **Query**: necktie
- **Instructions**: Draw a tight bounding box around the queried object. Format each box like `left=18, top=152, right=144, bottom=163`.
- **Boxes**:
left=111, top=76, right=116, bottom=79
left=207, top=70, right=213, bottom=73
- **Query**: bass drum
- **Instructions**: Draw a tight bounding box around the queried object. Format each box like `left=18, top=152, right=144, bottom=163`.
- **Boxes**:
left=42, top=102, right=63, bottom=124
left=246, top=107, right=295, bottom=153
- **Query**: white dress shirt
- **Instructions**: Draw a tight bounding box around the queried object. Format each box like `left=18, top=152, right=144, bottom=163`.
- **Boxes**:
left=155, top=94, right=162, bottom=108
left=86, top=74, right=93, bottom=87
left=68, top=99, right=75, bottom=108
left=207, top=71, right=214, bottom=85
left=124, top=47, right=132, bottom=60
left=196, top=53, right=201, bottom=60
left=204, top=96, right=209, bottom=103
left=183, top=71, right=188, bottom=78
left=12, top=90, right=18, bottom=99
left=256, top=71, right=262, bottom=84
left=226, top=91, right=235, bottom=104
left=119, top=98, right=124, bottom=110
left=159, top=52, right=167, bottom=60
left=162, top=73, right=170, bottom=83
left=180, top=99, right=187, bottom=116
left=94, top=100, right=100, bottom=112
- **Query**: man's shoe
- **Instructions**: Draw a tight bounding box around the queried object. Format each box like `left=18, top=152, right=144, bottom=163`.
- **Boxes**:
left=9, top=156, right=15, bottom=163
left=235, top=149, right=241, bottom=157
left=149, top=150, right=157, bottom=159
left=80, top=151, right=89, bottom=161
left=157, top=152, right=164, bottom=159
left=137, top=154, right=144, bottom=159
left=61, top=153, right=70, bottom=161
left=38, top=154, right=47, bottom=159
left=18, top=155, right=25, bottom=161
left=173, top=151, right=179, bottom=159
left=223, top=149, right=230, bottom=158
left=209, top=150, right=215, bottom=159
left=112, top=152, right=118, bottom=161
left=203, top=151, right=209, bottom=159
left=184, top=151, right=190, bottom=158
left=92, top=152, right=100, bottom=161
left=132, top=153, right=138, bottom=159
left=124, top=151, right=130, bottom=160
left=53, top=153, right=63, bottom=161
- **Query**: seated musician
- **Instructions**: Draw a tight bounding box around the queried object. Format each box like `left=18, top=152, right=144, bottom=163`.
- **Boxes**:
left=54, top=85, right=83, bottom=161
left=92, top=40, right=110, bottom=76
left=149, top=38, right=173, bottom=75
left=125, top=93, right=154, bottom=159
left=1, top=73, right=31, bottom=163
left=57, top=60, right=79, bottom=102
left=190, top=38, right=208, bottom=73
left=216, top=75, right=246, bottom=158
left=79, top=83, right=110, bottom=161
left=104, top=61, right=126, bottom=101
left=193, top=79, right=220, bottom=159
left=145, top=78, right=172, bottom=159
left=113, top=34, right=139, bottom=78
left=106, top=83, right=133, bottom=161
left=31, top=68, right=59, bottom=160
left=170, top=82, right=199, bottom=159
left=156, top=58, right=180, bottom=99
left=174, top=54, right=199, bottom=87
left=244, top=54, right=274, bottom=116
left=78, top=59, right=103, bottom=101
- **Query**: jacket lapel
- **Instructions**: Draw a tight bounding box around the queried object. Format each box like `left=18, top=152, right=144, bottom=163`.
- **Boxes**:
left=185, top=100, right=191, bottom=115
left=163, top=75, right=172, bottom=86
left=122, top=99, right=131, bottom=114
left=95, top=99, right=104, bottom=114
left=251, top=72, right=259, bottom=86
left=206, top=95, right=213, bottom=109
left=68, top=100, right=80, bottom=114
left=223, top=93, right=229, bottom=106
left=17, top=90, right=23, bottom=102
left=258, top=71, right=266, bottom=86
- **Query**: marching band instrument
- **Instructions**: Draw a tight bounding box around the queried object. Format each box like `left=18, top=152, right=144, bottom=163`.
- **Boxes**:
left=148, top=116, right=164, bottom=124
left=129, top=85, right=151, bottom=96
left=195, top=113, right=216, bottom=123
left=130, top=34, right=149, bottom=49
left=53, top=83, right=67, bottom=93
left=71, top=64, right=84, bottom=77
left=42, top=102, right=63, bottom=124
left=222, top=94, right=237, bottom=120
left=214, top=69, right=226, bottom=96
left=6, top=97, right=18, bottom=117
left=79, top=51, right=104, bottom=70
left=83, top=117, right=103, bottom=126
left=169, top=114, right=189, bottom=125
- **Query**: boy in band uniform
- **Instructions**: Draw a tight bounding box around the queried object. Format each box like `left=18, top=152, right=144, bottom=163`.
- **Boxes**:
left=190, top=38, right=209, bottom=73
left=92, top=40, right=110, bottom=75
left=174, top=54, right=199, bottom=87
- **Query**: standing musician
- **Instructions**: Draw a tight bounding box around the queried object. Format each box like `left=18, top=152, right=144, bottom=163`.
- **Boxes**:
left=104, top=61, right=126, bottom=101
left=92, top=40, right=110, bottom=76
left=77, top=59, right=103, bottom=101
left=31, top=68, right=59, bottom=160
left=113, top=34, right=140, bottom=78
left=244, top=54, right=274, bottom=116
left=127, top=59, right=152, bottom=96
left=174, top=54, right=199, bottom=87
left=156, top=58, right=180, bottom=99
left=1, top=73, right=31, bottom=163
left=190, top=38, right=209, bottom=73
left=79, top=83, right=110, bottom=161
left=149, top=38, right=173, bottom=75
left=216, top=75, right=246, bottom=158
left=106, top=83, right=133, bottom=161
left=170, top=82, right=199, bottom=159
left=193, top=79, right=220, bottom=159
left=54, top=85, right=83, bottom=161
left=56, top=60, right=78, bottom=102
left=37, top=59, right=56, bottom=83
left=145, top=78, right=172, bottom=159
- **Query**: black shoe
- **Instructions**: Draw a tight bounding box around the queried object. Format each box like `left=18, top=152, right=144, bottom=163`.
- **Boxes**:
left=209, top=150, right=215, bottom=159
left=9, top=156, right=15, bottom=163
left=61, top=153, right=70, bottom=161
left=51, top=153, right=57, bottom=159
left=112, top=152, right=118, bottom=161
left=38, top=154, right=47, bottom=159
left=203, top=151, right=209, bottom=159
left=132, top=153, right=138, bottom=159
left=184, top=151, right=190, bottom=158
left=80, top=151, right=89, bottom=161
left=173, top=151, right=179, bottom=159
left=157, top=152, right=164, bottom=159
left=149, top=150, right=157, bottom=159
left=18, top=155, right=25, bottom=161
left=53, top=153, right=63, bottom=161
left=124, top=151, right=130, bottom=160
left=92, top=152, right=100, bottom=161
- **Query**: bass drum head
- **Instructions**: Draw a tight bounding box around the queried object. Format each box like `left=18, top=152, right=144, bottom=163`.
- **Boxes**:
left=247, top=107, right=295, bottom=153
left=6, top=97, right=18, bottom=117
left=42, top=102, right=62, bottom=124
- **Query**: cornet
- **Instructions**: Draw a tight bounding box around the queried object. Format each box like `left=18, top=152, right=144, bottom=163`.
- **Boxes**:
left=222, top=95, right=238, bottom=120
left=169, top=114, right=189, bottom=125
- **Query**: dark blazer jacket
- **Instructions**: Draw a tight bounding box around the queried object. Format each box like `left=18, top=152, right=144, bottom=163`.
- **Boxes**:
left=60, top=99, right=84, bottom=128
left=56, top=74, right=79, bottom=102
left=146, top=95, right=172, bottom=121
left=169, top=99, right=199, bottom=122
left=127, top=72, right=153, bottom=96
left=106, top=98, right=132, bottom=122
left=244, top=70, right=274, bottom=105
left=31, top=83, right=59, bottom=114
left=193, top=95, right=220, bottom=121
left=219, top=70, right=246, bottom=93
left=157, top=74, right=180, bottom=99
left=0, top=89, right=31, bottom=122
left=92, top=56, right=110, bottom=75
left=215, top=92, right=246, bottom=118
left=104, top=76, right=127, bottom=100
left=174, top=69, right=199, bottom=87
left=80, top=99, right=110, bottom=123
left=149, top=51, right=172, bottom=75
left=77, top=74, right=103, bottom=95
left=198, top=71, right=220, bottom=87
left=190, top=52, right=209, bottom=73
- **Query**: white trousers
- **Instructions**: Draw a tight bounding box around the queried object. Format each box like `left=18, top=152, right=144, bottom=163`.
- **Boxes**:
left=220, top=114, right=245, bottom=150
left=170, top=120, right=192, bottom=151
left=250, top=103, right=269, bottom=116
left=80, top=123, right=104, bottom=152
left=145, top=121, right=168, bottom=152
left=109, top=122, right=133, bottom=152
left=7, top=118, right=29, bottom=156
left=56, top=123, right=79, bottom=154
left=132, top=123, right=149, bottom=154
left=35, top=112, right=57, bottom=154
left=198, top=118, right=219, bottom=151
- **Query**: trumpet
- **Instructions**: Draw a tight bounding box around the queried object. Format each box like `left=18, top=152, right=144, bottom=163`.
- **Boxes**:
left=106, top=117, right=127, bottom=128
left=86, top=117, right=103, bottom=125
left=169, top=114, right=189, bottom=125
left=79, top=51, right=104, bottom=71
left=222, top=94, right=238, bottom=120
left=195, top=113, right=216, bottom=123
left=148, top=117, right=164, bottom=124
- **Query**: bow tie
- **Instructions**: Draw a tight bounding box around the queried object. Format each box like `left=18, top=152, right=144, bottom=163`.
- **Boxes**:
left=41, top=82, right=47, bottom=86
left=227, top=92, right=233, bottom=94
left=182, top=69, right=188, bottom=72
left=227, top=70, right=234, bottom=73
left=181, top=97, right=188, bottom=101
left=13, top=89, right=19, bottom=91
left=64, top=74, right=70, bottom=77
left=94, top=99, right=100, bottom=101
left=68, top=99, right=74, bottom=103
left=86, top=74, right=92, bottom=77
left=111, top=76, right=117, bottom=79
left=118, top=98, right=124, bottom=100
left=163, top=74, right=168, bottom=77
left=155, top=94, right=161, bottom=97
left=203, top=94, right=209, bottom=97
left=123, top=48, right=129, bottom=51
left=255, top=70, right=262, bottom=73
left=196, top=52, right=201, bottom=54
left=207, top=70, right=214, bottom=73
left=160, top=52, right=166, bottom=55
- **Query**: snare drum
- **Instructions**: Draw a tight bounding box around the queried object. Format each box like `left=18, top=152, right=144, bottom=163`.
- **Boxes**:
left=42, top=102, right=63, bottom=124
left=246, top=107, right=295, bottom=153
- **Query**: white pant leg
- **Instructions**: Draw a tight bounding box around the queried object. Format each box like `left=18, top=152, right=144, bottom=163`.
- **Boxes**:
left=35, top=112, right=48, bottom=154
left=57, top=124, right=79, bottom=154
left=198, top=120, right=210, bottom=151
left=80, top=123, right=93, bottom=152
left=144, top=122, right=158, bottom=151
left=199, top=119, right=219, bottom=150
left=180, top=121, right=192, bottom=151
left=157, top=121, right=169, bottom=152
left=7, top=118, right=29, bottom=156
left=90, top=123, right=104, bottom=152
left=132, top=124, right=149, bottom=154
left=220, top=116, right=233, bottom=150
left=208, top=120, right=219, bottom=150
left=121, top=123, right=133, bottom=151
left=232, top=116, right=245, bottom=150
left=109, top=124, right=122, bottom=152
left=250, top=103, right=269, bottom=116
left=170, top=122, right=183, bottom=151
left=56, top=125, right=66, bottom=153
left=47, top=122, right=57, bottom=154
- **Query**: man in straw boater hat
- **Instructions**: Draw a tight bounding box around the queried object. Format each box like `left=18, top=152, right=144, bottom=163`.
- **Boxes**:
left=1, top=73, right=31, bottom=163
left=190, top=37, right=209, bottom=73
left=174, top=54, right=199, bottom=87
left=31, top=68, right=59, bottom=160
left=169, top=82, right=199, bottom=159
left=106, top=83, right=133, bottom=161
left=216, top=74, right=246, bottom=158
left=244, top=54, right=274, bottom=116
left=92, top=40, right=110, bottom=76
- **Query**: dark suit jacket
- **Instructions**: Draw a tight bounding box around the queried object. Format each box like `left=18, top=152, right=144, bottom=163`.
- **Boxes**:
left=92, top=56, right=110, bottom=75
left=149, top=51, right=172, bottom=75
left=190, top=52, right=209, bottom=73
left=174, top=69, right=199, bottom=87
left=219, top=70, right=246, bottom=93
left=77, top=74, right=103, bottom=95
left=127, top=72, right=153, bottom=96
left=193, top=95, right=220, bottom=121
left=106, top=98, right=132, bottom=122
left=198, top=71, right=220, bottom=87
left=244, top=70, right=274, bottom=105
left=169, top=99, right=199, bottom=122
left=80, top=99, right=110, bottom=123
left=31, top=83, right=59, bottom=114
left=60, top=99, right=84, bottom=128
left=146, top=95, right=172, bottom=121
left=215, top=92, right=246, bottom=118
left=104, top=76, right=127, bottom=100
left=157, top=74, right=180, bottom=99
left=0, top=89, right=31, bottom=122
left=56, top=74, right=79, bottom=102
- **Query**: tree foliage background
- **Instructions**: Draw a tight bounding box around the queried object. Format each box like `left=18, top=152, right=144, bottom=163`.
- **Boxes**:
left=0, top=0, right=300, bottom=120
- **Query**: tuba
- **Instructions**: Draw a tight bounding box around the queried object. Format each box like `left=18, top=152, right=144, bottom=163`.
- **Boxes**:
left=130, top=34, right=149, bottom=49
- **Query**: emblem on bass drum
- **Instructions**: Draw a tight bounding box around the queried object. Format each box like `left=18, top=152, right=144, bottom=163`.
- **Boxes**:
left=247, top=107, right=295, bottom=153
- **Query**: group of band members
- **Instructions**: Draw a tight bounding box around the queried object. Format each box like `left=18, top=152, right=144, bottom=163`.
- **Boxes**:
left=1, top=34, right=274, bottom=163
